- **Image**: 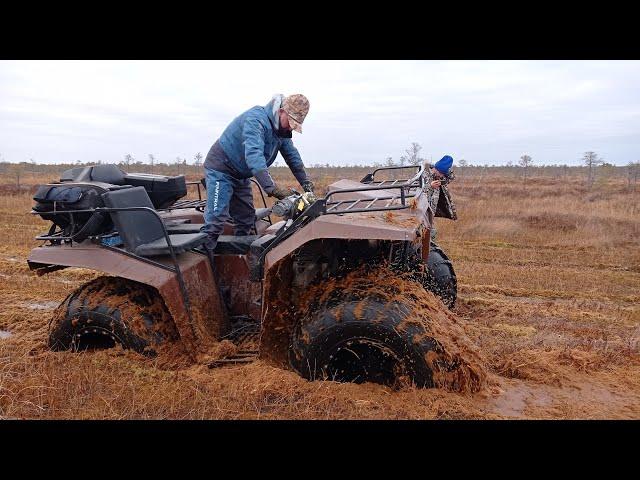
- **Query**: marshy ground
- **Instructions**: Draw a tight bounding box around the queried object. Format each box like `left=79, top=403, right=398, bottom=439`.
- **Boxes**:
left=0, top=167, right=638, bottom=419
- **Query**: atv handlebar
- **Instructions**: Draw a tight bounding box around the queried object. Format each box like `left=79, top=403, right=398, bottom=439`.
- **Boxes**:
left=271, top=191, right=317, bottom=220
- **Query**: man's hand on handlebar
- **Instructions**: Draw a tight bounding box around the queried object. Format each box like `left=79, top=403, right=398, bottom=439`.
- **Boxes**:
left=269, top=185, right=292, bottom=200
left=302, top=180, right=315, bottom=193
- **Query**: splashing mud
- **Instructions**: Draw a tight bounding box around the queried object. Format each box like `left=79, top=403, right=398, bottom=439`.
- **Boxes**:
left=48, top=276, right=180, bottom=355
left=269, top=264, right=488, bottom=393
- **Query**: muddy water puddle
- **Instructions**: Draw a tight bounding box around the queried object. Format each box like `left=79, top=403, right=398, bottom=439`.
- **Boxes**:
left=479, top=374, right=640, bottom=419
left=19, top=301, right=60, bottom=310
left=482, top=379, right=554, bottom=418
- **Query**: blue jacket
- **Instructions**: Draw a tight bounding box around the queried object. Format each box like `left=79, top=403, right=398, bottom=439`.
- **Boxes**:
left=214, top=97, right=308, bottom=190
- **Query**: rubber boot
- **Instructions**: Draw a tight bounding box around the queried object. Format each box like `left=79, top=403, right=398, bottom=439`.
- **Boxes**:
left=194, top=234, right=218, bottom=265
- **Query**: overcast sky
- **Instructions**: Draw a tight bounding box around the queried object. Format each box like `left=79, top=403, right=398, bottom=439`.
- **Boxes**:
left=1, top=60, right=638, bottom=166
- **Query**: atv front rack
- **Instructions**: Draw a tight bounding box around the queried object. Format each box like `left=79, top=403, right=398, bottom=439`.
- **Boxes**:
left=359, top=164, right=422, bottom=186
left=162, top=168, right=422, bottom=215
left=323, top=164, right=424, bottom=215
left=250, top=164, right=426, bottom=279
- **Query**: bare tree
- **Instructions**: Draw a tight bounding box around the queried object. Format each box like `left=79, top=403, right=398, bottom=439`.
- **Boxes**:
left=409, top=142, right=424, bottom=166
left=519, top=154, right=533, bottom=184
left=175, top=156, right=184, bottom=175
left=384, top=156, right=395, bottom=167
left=194, top=152, right=203, bottom=168
left=9, top=163, right=23, bottom=187
left=399, top=142, right=424, bottom=167
left=148, top=154, right=155, bottom=174
left=628, top=161, right=640, bottom=191
left=583, top=151, right=603, bottom=188
left=455, top=159, right=468, bottom=180
left=124, top=154, right=134, bottom=172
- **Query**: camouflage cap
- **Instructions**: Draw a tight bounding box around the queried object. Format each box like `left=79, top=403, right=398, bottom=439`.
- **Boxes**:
left=282, top=94, right=310, bottom=133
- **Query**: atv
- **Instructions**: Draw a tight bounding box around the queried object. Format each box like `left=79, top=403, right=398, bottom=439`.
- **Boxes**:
left=27, top=163, right=458, bottom=387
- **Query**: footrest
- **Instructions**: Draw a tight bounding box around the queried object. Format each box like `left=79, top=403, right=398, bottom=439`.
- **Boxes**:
left=214, top=235, right=259, bottom=255
left=208, top=350, right=258, bottom=368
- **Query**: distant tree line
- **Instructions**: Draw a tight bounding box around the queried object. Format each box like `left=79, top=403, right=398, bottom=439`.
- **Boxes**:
left=1, top=147, right=639, bottom=190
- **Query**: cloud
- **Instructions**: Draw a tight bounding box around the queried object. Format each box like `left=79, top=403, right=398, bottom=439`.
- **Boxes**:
left=0, top=60, right=639, bottom=166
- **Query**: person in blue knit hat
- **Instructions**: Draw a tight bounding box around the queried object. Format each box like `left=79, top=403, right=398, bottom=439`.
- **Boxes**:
left=434, top=155, right=453, bottom=177
left=424, top=155, right=457, bottom=241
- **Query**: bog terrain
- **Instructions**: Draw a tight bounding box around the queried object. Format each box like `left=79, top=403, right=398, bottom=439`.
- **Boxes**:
left=0, top=165, right=638, bottom=419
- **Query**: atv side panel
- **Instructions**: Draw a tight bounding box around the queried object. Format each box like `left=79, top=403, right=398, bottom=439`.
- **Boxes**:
left=28, top=245, right=226, bottom=350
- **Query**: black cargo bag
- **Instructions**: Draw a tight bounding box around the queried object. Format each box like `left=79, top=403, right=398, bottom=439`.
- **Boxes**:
left=33, top=184, right=113, bottom=242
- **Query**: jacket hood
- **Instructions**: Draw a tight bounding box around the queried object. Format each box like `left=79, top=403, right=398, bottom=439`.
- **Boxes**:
left=265, top=94, right=284, bottom=129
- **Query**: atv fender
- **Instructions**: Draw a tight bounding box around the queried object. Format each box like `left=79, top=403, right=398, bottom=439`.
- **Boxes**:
left=28, top=244, right=226, bottom=350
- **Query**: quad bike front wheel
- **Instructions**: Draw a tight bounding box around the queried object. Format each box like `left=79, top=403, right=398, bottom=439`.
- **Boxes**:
left=425, top=243, right=457, bottom=308
left=391, top=241, right=457, bottom=308
left=289, top=288, right=441, bottom=388
left=48, top=276, right=179, bottom=356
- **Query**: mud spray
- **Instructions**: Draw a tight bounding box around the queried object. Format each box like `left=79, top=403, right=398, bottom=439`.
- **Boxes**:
left=262, top=259, right=488, bottom=394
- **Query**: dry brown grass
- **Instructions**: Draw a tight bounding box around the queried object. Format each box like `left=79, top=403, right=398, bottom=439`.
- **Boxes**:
left=0, top=169, right=638, bottom=419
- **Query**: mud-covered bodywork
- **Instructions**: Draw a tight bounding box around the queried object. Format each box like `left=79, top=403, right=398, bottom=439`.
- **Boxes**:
left=263, top=177, right=434, bottom=270
left=28, top=164, right=443, bottom=367
left=28, top=245, right=225, bottom=352
left=257, top=167, right=438, bottom=364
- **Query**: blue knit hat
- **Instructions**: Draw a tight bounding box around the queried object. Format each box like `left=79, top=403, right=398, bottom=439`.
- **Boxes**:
left=434, top=155, right=453, bottom=175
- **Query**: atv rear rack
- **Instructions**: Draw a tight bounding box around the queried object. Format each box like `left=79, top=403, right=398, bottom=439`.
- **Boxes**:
left=165, top=198, right=207, bottom=210
left=164, top=178, right=269, bottom=212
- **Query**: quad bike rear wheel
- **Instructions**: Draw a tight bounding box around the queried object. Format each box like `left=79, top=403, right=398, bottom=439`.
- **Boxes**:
left=289, top=288, right=441, bottom=388
left=48, top=276, right=179, bottom=356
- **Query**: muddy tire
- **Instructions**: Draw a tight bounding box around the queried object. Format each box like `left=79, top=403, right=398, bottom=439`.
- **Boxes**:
left=289, top=291, right=440, bottom=388
left=425, top=243, right=457, bottom=308
left=391, top=241, right=457, bottom=308
left=48, top=276, right=179, bottom=356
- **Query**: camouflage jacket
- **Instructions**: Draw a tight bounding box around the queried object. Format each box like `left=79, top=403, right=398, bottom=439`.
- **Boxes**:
left=423, top=166, right=458, bottom=220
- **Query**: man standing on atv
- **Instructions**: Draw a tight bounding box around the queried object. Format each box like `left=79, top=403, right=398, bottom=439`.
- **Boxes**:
left=200, top=93, right=314, bottom=250
left=424, top=155, right=457, bottom=240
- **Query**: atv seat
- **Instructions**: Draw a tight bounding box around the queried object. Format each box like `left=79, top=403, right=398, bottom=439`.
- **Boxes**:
left=102, top=187, right=207, bottom=257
